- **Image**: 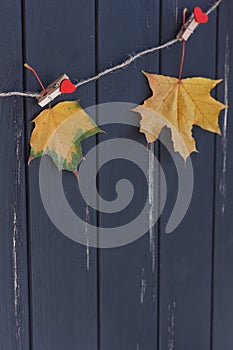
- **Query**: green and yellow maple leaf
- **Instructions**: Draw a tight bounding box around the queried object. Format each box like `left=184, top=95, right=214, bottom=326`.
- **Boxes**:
left=29, top=101, right=101, bottom=176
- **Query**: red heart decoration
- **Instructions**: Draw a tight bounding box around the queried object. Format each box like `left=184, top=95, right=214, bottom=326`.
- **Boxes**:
left=60, top=79, right=76, bottom=94
left=194, top=7, right=208, bottom=24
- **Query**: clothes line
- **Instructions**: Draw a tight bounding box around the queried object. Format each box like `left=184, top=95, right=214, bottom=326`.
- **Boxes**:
left=0, top=0, right=222, bottom=99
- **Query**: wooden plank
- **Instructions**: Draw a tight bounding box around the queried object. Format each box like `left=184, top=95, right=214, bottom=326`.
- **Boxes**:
left=97, top=1, right=160, bottom=349
left=159, top=1, right=219, bottom=349
left=0, top=1, right=30, bottom=350
left=212, top=2, right=233, bottom=349
left=23, top=1, right=98, bottom=349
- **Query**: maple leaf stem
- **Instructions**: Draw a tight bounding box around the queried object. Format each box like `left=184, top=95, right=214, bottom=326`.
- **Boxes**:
left=179, top=40, right=186, bottom=81
left=24, top=63, right=47, bottom=95
left=178, top=8, right=187, bottom=81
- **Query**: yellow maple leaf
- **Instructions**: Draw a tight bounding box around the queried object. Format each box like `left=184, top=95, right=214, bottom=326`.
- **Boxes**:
left=29, top=101, right=101, bottom=176
left=133, top=72, right=227, bottom=160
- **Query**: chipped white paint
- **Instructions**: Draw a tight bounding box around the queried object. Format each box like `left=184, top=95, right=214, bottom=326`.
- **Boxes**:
left=175, top=0, right=179, bottom=23
left=85, top=205, right=90, bottom=271
left=86, top=236, right=90, bottom=271
left=15, top=126, right=22, bottom=186
left=146, top=13, right=150, bottom=29
left=13, top=209, right=18, bottom=316
left=11, top=107, right=23, bottom=346
left=140, top=268, right=147, bottom=304
left=219, top=34, right=229, bottom=217
left=12, top=207, right=21, bottom=345
left=152, top=286, right=156, bottom=302
left=145, top=0, right=150, bottom=29
left=148, top=144, right=155, bottom=272
left=168, top=300, right=176, bottom=350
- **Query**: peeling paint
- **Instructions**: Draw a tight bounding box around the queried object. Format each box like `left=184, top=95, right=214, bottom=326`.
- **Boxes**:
left=12, top=207, right=21, bottom=347
left=152, top=286, right=156, bottom=302
left=15, top=130, right=22, bottom=186
left=13, top=209, right=18, bottom=316
left=11, top=99, right=23, bottom=348
left=145, top=0, right=150, bottom=29
left=219, top=34, right=229, bottom=217
left=13, top=101, right=22, bottom=186
left=146, top=13, right=150, bottom=29
left=168, top=300, right=176, bottom=350
left=85, top=205, right=90, bottom=271
left=175, top=0, right=179, bottom=23
left=148, top=144, right=155, bottom=272
left=140, top=268, right=147, bottom=304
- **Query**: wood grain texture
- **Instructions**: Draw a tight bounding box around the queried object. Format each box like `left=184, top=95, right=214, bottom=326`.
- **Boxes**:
left=23, top=1, right=98, bottom=349
left=212, top=2, right=233, bottom=349
left=0, top=1, right=30, bottom=350
left=0, top=0, right=232, bottom=349
left=97, top=1, right=160, bottom=349
left=159, top=1, right=219, bottom=350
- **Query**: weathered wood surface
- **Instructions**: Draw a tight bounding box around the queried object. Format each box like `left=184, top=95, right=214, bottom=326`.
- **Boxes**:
left=213, top=3, right=233, bottom=350
left=97, top=1, right=160, bottom=349
left=159, top=1, right=218, bottom=349
left=23, top=1, right=98, bottom=350
left=0, top=1, right=232, bottom=350
left=0, top=1, right=30, bottom=350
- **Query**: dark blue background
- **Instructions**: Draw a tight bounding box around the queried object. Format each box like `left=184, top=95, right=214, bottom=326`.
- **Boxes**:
left=0, top=1, right=232, bottom=350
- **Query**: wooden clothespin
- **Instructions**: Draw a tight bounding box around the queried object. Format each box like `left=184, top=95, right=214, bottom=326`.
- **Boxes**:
left=37, top=74, right=77, bottom=107
left=177, top=7, right=209, bottom=41
left=25, top=64, right=76, bottom=107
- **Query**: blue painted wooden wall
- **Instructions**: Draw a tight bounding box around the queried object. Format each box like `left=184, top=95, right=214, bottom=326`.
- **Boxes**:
left=0, top=0, right=232, bottom=349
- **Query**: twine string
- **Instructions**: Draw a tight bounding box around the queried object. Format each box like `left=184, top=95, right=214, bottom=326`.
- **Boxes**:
left=206, top=0, right=222, bottom=15
left=75, top=38, right=178, bottom=88
left=0, top=0, right=222, bottom=99
left=76, top=0, right=222, bottom=89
